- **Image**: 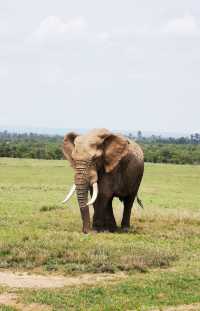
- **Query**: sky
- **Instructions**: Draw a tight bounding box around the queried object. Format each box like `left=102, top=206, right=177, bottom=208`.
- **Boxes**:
left=0, top=0, right=200, bottom=134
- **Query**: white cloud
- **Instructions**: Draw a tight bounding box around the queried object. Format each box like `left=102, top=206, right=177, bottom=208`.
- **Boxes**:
left=29, top=16, right=88, bottom=42
left=26, top=15, right=114, bottom=49
left=163, top=15, right=198, bottom=35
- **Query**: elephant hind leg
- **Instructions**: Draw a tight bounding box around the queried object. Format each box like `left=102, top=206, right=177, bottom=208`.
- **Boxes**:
left=105, top=198, right=117, bottom=232
left=121, top=195, right=136, bottom=230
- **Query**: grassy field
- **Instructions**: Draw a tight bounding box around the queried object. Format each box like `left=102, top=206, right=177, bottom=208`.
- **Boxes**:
left=0, top=158, right=200, bottom=310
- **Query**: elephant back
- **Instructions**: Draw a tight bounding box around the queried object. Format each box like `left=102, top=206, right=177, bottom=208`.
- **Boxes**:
left=127, top=139, right=144, bottom=163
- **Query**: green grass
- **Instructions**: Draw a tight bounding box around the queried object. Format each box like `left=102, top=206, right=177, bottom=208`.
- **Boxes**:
left=0, top=158, right=200, bottom=310
left=21, top=272, right=200, bottom=311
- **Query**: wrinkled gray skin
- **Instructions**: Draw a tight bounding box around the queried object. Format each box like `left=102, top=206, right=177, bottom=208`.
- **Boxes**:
left=63, top=128, right=144, bottom=233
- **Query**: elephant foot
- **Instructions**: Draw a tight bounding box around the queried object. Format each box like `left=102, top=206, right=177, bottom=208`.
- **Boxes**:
left=121, top=227, right=129, bottom=233
left=92, top=217, right=106, bottom=232
left=93, top=216, right=117, bottom=233
left=121, top=224, right=131, bottom=233
left=82, top=222, right=90, bottom=234
left=92, top=224, right=117, bottom=233
left=105, top=217, right=117, bottom=233
left=106, top=223, right=117, bottom=232
left=92, top=222, right=104, bottom=232
left=108, top=226, right=117, bottom=233
left=92, top=226, right=107, bottom=233
left=82, top=227, right=90, bottom=234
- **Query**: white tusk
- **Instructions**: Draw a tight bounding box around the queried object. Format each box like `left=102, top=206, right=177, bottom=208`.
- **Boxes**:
left=62, top=184, right=76, bottom=204
left=87, top=182, right=98, bottom=206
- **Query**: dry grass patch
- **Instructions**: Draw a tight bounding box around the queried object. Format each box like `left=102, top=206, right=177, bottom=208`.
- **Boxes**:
left=119, top=248, right=177, bottom=272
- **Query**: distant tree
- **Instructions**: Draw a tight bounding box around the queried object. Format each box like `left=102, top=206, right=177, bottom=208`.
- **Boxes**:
left=137, top=131, right=142, bottom=140
left=194, top=133, right=200, bottom=144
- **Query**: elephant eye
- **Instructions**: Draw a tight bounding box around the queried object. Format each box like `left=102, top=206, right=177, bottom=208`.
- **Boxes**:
left=94, top=150, right=102, bottom=158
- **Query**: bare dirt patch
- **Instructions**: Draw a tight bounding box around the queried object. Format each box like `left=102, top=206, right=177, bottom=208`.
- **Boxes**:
left=0, top=271, right=125, bottom=289
left=151, top=303, right=200, bottom=311
left=0, top=293, right=18, bottom=305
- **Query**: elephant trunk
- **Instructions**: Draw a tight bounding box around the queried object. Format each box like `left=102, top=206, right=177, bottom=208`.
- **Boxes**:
left=75, top=161, right=90, bottom=233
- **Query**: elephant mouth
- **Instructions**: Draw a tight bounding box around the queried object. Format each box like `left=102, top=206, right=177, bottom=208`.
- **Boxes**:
left=74, top=160, right=98, bottom=206
left=62, top=182, right=98, bottom=206
left=62, top=159, right=98, bottom=206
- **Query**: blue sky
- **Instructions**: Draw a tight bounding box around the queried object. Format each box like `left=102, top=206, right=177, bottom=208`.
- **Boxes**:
left=0, top=0, right=199, bottom=133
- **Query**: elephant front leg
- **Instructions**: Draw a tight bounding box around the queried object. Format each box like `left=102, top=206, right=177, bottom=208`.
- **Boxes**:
left=92, top=196, right=111, bottom=232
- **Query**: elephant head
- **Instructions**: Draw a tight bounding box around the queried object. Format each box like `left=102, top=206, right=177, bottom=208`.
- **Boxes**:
left=62, top=128, right=129, bottom=233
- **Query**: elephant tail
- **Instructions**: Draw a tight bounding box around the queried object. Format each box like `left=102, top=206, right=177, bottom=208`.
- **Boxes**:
left=137, top=195, right=144, bottom=208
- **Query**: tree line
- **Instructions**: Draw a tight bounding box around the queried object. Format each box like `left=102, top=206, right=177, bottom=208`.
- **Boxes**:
left=0, top=131, right=200, bottom=164
left=128, top=131, right=200, bottom=145
left=0, top=131, right=63, bottom=160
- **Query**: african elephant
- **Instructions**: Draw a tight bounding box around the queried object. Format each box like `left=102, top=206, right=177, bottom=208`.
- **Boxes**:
left=62, top=128, right=144, bottom=233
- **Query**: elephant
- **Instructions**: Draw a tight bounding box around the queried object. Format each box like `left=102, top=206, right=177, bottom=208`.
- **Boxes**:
left=62, top=128, right=144, bottom=233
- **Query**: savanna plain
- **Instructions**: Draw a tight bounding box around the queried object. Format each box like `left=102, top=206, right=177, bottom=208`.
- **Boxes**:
left=0, top=158, right=200, bottom=311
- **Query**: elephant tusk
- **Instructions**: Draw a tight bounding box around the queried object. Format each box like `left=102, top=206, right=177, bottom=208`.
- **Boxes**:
left=87, top=182, right=98, bottom=206
left=62, top=184, right=76, bottom=204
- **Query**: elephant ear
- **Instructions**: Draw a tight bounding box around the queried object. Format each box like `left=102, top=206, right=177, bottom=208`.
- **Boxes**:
left=103, top=134, right=129, bottom=173
left=63, top=132, right=79, bottom=167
